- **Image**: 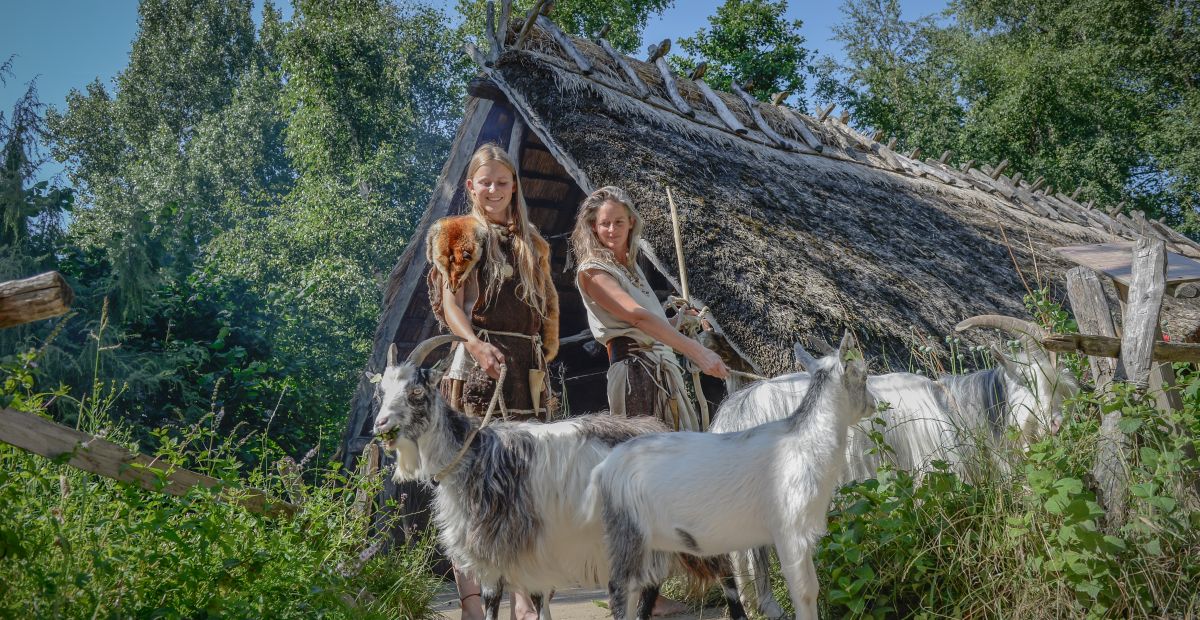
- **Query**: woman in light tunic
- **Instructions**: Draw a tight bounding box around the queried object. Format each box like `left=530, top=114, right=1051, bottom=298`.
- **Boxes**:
left=572, top=186, right=727, bottom=431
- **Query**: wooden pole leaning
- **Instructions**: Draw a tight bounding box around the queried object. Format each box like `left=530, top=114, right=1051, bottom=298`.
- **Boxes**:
left=666, top=187, right=709, bottom=430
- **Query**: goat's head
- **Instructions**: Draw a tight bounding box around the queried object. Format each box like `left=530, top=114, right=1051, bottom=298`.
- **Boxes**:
left=372, top=335, right=462, bottom=478
left=956, top=315, right=1081, bottom=441
left=427, top=215, right=485, bottom=292
left=822, top=331, right=874, bottom=425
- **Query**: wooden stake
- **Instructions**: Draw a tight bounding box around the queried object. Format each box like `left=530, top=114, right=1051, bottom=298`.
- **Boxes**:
left=696, top=80, right=747, bottom=135
left=666, top=187, right=690, bottom=302
left=817, top=103, right=834, bottom=121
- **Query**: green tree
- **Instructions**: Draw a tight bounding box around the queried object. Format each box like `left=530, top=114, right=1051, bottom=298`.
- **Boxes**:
left=672, top=0, right=813, bottom=105
left=455, top=0, right=673, bottom=54
left=823, top=0, right=1200, bottom=234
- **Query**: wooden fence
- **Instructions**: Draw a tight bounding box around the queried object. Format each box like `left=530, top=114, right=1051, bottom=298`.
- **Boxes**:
left=0, top=271, right=298, bottom=520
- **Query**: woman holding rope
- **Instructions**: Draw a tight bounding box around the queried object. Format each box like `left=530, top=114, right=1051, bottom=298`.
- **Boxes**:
left=572, top=186, right=728, bottom=432
left=429, top=143, right=559, bottom=620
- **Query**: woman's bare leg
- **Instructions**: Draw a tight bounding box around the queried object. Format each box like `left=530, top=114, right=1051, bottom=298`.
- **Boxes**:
left=455, top=567, right=484, bottom=620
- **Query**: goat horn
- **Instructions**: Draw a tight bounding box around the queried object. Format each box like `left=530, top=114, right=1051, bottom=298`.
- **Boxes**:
left=956, top=315, right=1051, bottom=364
left=403, top=334, right=464, bottom=366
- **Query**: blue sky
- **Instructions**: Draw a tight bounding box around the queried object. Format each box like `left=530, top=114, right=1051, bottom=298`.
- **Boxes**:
left=2, top=0, right=947, bottom=182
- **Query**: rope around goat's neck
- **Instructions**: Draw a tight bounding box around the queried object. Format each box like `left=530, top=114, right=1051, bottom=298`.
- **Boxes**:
left=432, top=364, right=508, bottom=483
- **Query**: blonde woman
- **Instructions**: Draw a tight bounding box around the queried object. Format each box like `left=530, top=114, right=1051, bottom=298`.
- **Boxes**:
left=572, top=186, right=727, bottom=433
left=427, top=143, right=559, bottom=620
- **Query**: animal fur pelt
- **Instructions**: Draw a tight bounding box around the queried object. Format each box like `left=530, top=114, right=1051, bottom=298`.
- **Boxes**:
left=426, top=215, right=559, bottom=362
left=427, top=214, right=487, bottom=300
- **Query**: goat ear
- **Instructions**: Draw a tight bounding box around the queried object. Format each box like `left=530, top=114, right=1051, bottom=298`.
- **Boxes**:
left=387, top=343, right=399, bottom=368
left=838, top=330, right=861, bottom=361
left=990, top=345, right=1020, bottom=377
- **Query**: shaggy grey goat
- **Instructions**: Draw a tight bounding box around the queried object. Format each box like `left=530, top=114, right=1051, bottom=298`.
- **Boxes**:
left=712, top=314, right=1080, bottom=618
left=371, top=335, right=745, bottom=620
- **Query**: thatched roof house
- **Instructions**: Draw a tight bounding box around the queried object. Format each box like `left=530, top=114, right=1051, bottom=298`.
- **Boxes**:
left=338, top=14, right=1200, bottom=470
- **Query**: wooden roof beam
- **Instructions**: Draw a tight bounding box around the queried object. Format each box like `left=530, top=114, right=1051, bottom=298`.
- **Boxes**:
left=647, top=39, right=694, bottom=117
left=695, top=80, right=747, bottom=135
left=595, top=36, right=650, bottom=99
left=536, top=14, right=592, bottom=75
left=732, top=83, right=814, bottom=153
left=513, top=0, right=549, bottom=50
left=777, top=106, right=824, bottom=153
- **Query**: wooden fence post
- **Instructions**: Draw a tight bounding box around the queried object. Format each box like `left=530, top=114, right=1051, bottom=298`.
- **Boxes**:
left=1065, top=267, right=1119, bottom=389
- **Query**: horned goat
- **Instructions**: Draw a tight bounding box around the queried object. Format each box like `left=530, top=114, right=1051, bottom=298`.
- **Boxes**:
left=712, top=314, right=1080, bottom=618
left=371, top=336, right=741, bottom=620
left=589, top=333, right=874, bottom=620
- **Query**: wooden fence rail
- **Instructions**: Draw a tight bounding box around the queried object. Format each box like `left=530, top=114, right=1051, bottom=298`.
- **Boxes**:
left=0, top=407, right=298, bottom=519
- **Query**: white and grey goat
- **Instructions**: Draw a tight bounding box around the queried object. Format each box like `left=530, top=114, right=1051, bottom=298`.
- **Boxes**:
left=712, top=315, right=1080, bottom=618
left=589, top=332, right=874, bottom=620
left=371, top=336, right=744, bottom=620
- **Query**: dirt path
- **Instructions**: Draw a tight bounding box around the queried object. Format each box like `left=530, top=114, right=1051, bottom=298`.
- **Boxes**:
left=433, top=585, right=733, bottom=620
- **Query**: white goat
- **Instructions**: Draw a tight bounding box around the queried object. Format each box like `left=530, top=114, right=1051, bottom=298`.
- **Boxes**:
left=371, top=336, right=745, bottom=620
left=589, top=332, right=874, bottom=620
left=712, top=314, right=1081, bottom=618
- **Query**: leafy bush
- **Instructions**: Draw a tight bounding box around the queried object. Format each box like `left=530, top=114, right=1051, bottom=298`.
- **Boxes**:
left=777, top=370, right=1200, bottom=619
left=0, top=346, right=442, bottom=619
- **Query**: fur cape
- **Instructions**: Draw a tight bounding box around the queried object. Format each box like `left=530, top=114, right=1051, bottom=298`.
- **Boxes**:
left=427, top=214, right=559, bottom=361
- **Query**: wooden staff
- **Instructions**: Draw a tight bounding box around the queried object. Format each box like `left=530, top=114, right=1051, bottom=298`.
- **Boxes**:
left=666, top=187, right=708, bottom=430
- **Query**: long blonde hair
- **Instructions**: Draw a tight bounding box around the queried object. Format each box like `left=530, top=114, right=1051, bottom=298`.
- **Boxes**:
left=465, top=143, right=552, bottom=318
left=571, top=186, right=645, bottom=276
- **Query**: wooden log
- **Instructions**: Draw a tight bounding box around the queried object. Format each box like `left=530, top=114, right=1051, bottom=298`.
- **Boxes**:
left=939, top=150, right=953, bottom=164
left=646, top=38, right=670, bottom=62
left=1042, top=334, right=1200, bottom=362
left=732, top=82, right=809, bottom=151
left=960, top=159, right=976, bottom=172
left=597, top=37, right=651, bottom=99
left=536, top=15, right=592, bottom=74
left=886, top=136, right=897, bottom=150
left=655, top=57, right=694, bottom=117
left=0, top=271, right=74, bottom=329
left=485, top=0, right=498, bottom=63
left=871, top=130, right=884, bottom=142
left=1071, top=186, right=1083, bottom=200
left=1107, top=201, right=1125, bottom=217
left=817, top=103, right=834, bottom=122
left=1064, top=268, right=1119, bottom=388
left=1030, top=176, right=1046, bottom=192
left=540, top=0, right=554, bottom=15
left=513, top=0, right=548, bottom=50
left=688, top=61, right=708, bottom=81
left=597, top=22, right=611, bottom=39
left=771, top=91, right=789, bottom=105
left=695, top=80, right=747, bottom=135
left=352, top=442, right=381, bottom=520
left=839, top=109, right=850, bottom=123
left=906, top=147, right=922, bottom=159
left=777, top=106, right=824, bottom=153
left=0, top=407, right=297, bottom=519
left=1122, top=237, right=1166, bottom=387
left=507, top=115, right=525, bottom=170
left=466, top=76, right=505, bottom=101
left=1010, top=172, right=1023, bottom=185
left=498, top=0, right=512, bottom=45
left=989, top=158, right=1010, bottom=179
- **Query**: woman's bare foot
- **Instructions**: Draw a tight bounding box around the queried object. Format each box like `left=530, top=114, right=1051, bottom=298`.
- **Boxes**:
left=652, top=594, right=689, bottom=617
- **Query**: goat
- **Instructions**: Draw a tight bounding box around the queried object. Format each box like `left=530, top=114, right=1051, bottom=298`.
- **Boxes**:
left=372, top=336, right=712, bottom=620
left=589, top=332, right=874, bottom=620
left=712, top=315, right=1080, bottom=618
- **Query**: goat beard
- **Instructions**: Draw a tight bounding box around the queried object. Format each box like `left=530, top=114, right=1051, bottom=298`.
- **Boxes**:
left=390, top=437, right=422, bottom=482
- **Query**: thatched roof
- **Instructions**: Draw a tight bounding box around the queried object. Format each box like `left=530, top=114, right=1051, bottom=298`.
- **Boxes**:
left=339, top=15, right=1200, bottom=466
